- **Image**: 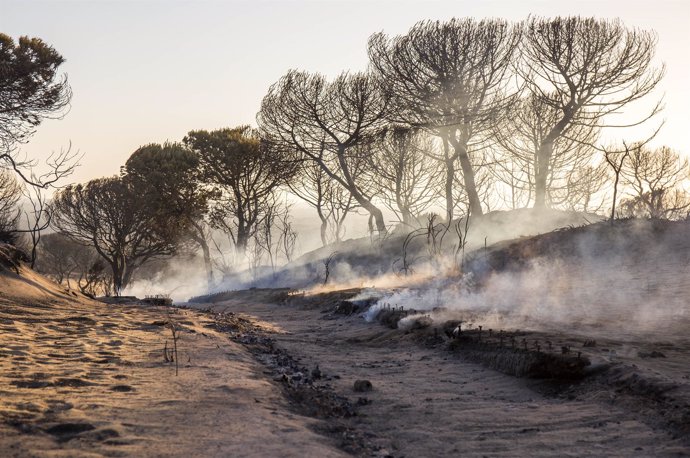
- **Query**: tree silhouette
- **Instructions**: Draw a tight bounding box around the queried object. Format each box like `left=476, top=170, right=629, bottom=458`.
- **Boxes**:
left=258, top=71, right=389, bottom=233
left=0, top=34, right=76, bottom=187
left=52, top=177, right=182, bottom=295
left=520, top=16, right=664, bottom=208
left=369, top=19, right=521, bottom=219
left=184, top=126, right=296, bottom=256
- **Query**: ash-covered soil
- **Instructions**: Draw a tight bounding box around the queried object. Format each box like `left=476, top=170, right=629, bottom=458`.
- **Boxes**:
left=189, top=288, right=690, bottom=457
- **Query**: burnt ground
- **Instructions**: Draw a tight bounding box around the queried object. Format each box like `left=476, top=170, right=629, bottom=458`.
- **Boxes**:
left=190, top=289, right=690, bottom=457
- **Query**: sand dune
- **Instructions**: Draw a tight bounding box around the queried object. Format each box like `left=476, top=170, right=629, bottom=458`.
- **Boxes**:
left=0, top=267, right=346, bottom=457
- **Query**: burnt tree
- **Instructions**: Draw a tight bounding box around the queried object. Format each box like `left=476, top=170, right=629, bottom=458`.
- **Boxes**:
left=369, top=127, right=443, bottom=226
left=520, top=16, right=664, bottom=208
left=52, top=177, right=182, bottom=295
left=258, top=71, right=389, bottom=234
left=184, top=126, right=296, bottom=257
left=369, top=19, right=521, bottom=219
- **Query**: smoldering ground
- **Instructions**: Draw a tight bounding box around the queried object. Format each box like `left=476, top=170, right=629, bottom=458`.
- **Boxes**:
left=374, top=218, right=690, bottom=340
left=129, top=211, right=689, bottom=345
left=178, top=208, right=602, bottom=299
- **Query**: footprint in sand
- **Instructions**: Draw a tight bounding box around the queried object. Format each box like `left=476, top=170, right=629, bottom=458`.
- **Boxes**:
left=110, top=384, right=134, bottom=392
left=44, top=422, right=95, bottom=442
left=54, top=377, right=96, bottom=388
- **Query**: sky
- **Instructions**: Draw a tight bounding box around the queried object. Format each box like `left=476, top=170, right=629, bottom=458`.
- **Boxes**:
left=1, top=0, right=689, bottom=186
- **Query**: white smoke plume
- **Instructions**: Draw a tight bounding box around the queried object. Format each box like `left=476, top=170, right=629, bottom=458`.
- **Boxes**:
left=371, top=220, right=690, bottom=339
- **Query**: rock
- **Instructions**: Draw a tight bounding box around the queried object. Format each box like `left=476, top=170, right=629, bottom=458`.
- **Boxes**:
left=638, top=350, right=666, bottom=358
left=356, top=397, right=371, bottom=405
left=353, top=379, right=373, bottom=392
left=311, top=365, right=322, bottom=379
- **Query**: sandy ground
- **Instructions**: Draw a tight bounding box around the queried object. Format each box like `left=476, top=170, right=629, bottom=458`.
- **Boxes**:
left=2, top=262, right=688, bottom=456
left=193, top=292, right=690, bottom=457
left=0, top=269, right=347, bottom=457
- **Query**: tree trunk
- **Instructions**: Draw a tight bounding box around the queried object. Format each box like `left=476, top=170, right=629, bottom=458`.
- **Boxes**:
left=393, top=170, right=413, bottom=226
left=29, top=235, right=38, bottom=269
left=335, top=146, right=387, bottom=234
left=445, top=159, right=455, bottom=223
left=199, top=238, right=213, bottom=289
left=534, top=142, right=552, bottom=208
left=236, top=227, right=249, bottom=256
left=121, top=264, right=135, bottom=296
left=111, top=262, right=123, bottom=297
left=394, top=188, right=413, bottom=226
left=400, top=207, right=414, bottom=226
left=365, top=202, right=386, bottom=234
left=447, top=137, right=483, bottom=217
left=439, top=136, right=454, bottom=222
left=534, top=111, right=574, bottom=209
left=234, top=197, right=250, bottom=257
left=317, top=206, right=328, bottom=246
left=190, top=221, right=214, bottom=290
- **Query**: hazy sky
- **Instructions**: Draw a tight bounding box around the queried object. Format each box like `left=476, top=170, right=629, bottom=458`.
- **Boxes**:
left=1, top=0, right=689, bottom=184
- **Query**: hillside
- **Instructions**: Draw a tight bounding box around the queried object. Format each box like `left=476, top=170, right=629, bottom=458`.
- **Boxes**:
left=210, top=208, right=604, bottom=293
left=2, top=214, right=689, bottom=456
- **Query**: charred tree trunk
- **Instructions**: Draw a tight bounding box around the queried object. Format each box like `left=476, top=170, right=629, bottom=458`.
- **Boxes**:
left=456, top=150, right=483, bottom=217
left=399, top=206, right=414, bottom=227
left=111, top=261, right=124, bottom=297
left=394, top=171, right=413, bottom=226
left=534, top=112, right=573, bottom=208
left=440, top=136, right=455, bottom=222
left=604, top=145, right=631, bottom=225
left=533, top=143, right=552, bottom=208
left=190, top=221, right=214, bottom=289
left=199, top=237, right=213, bottom=289
left=317, top=206, right=328, bottom=247
left=444, top=159, right=455, bottom=223
left=335, top=146, right=387, bottom=234
left=447, top=135, right=483, bottom=217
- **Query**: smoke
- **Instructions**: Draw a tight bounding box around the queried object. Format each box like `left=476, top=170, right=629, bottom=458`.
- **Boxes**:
left=203, top=208, right=598, bottom=293
left=370, top=219, right=690, bottom=339
left=127, top=206, right=689, bottom=342
left=124, top=255, right=210, bottom=303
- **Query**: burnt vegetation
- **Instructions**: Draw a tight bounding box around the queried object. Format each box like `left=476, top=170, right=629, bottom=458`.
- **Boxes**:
left=2, top=11, right=690, bottom=458
left=0, top=15, right=686, bottom=300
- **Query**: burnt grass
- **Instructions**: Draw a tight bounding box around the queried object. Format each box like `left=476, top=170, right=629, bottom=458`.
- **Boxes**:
left=464, top=218, right=690, bottom=285
left=365, top=306, right=592, bottom=380
left=204, top=310, right=380, bottom=456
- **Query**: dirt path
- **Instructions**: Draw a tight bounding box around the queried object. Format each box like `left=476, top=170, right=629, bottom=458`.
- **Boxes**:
left=198, top=297, right=689, bottom=457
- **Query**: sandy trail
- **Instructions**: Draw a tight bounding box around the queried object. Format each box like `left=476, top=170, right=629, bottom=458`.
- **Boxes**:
left=199, top=297, right=689, bottom=457
left=0, top=270, right=347, bottom=457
